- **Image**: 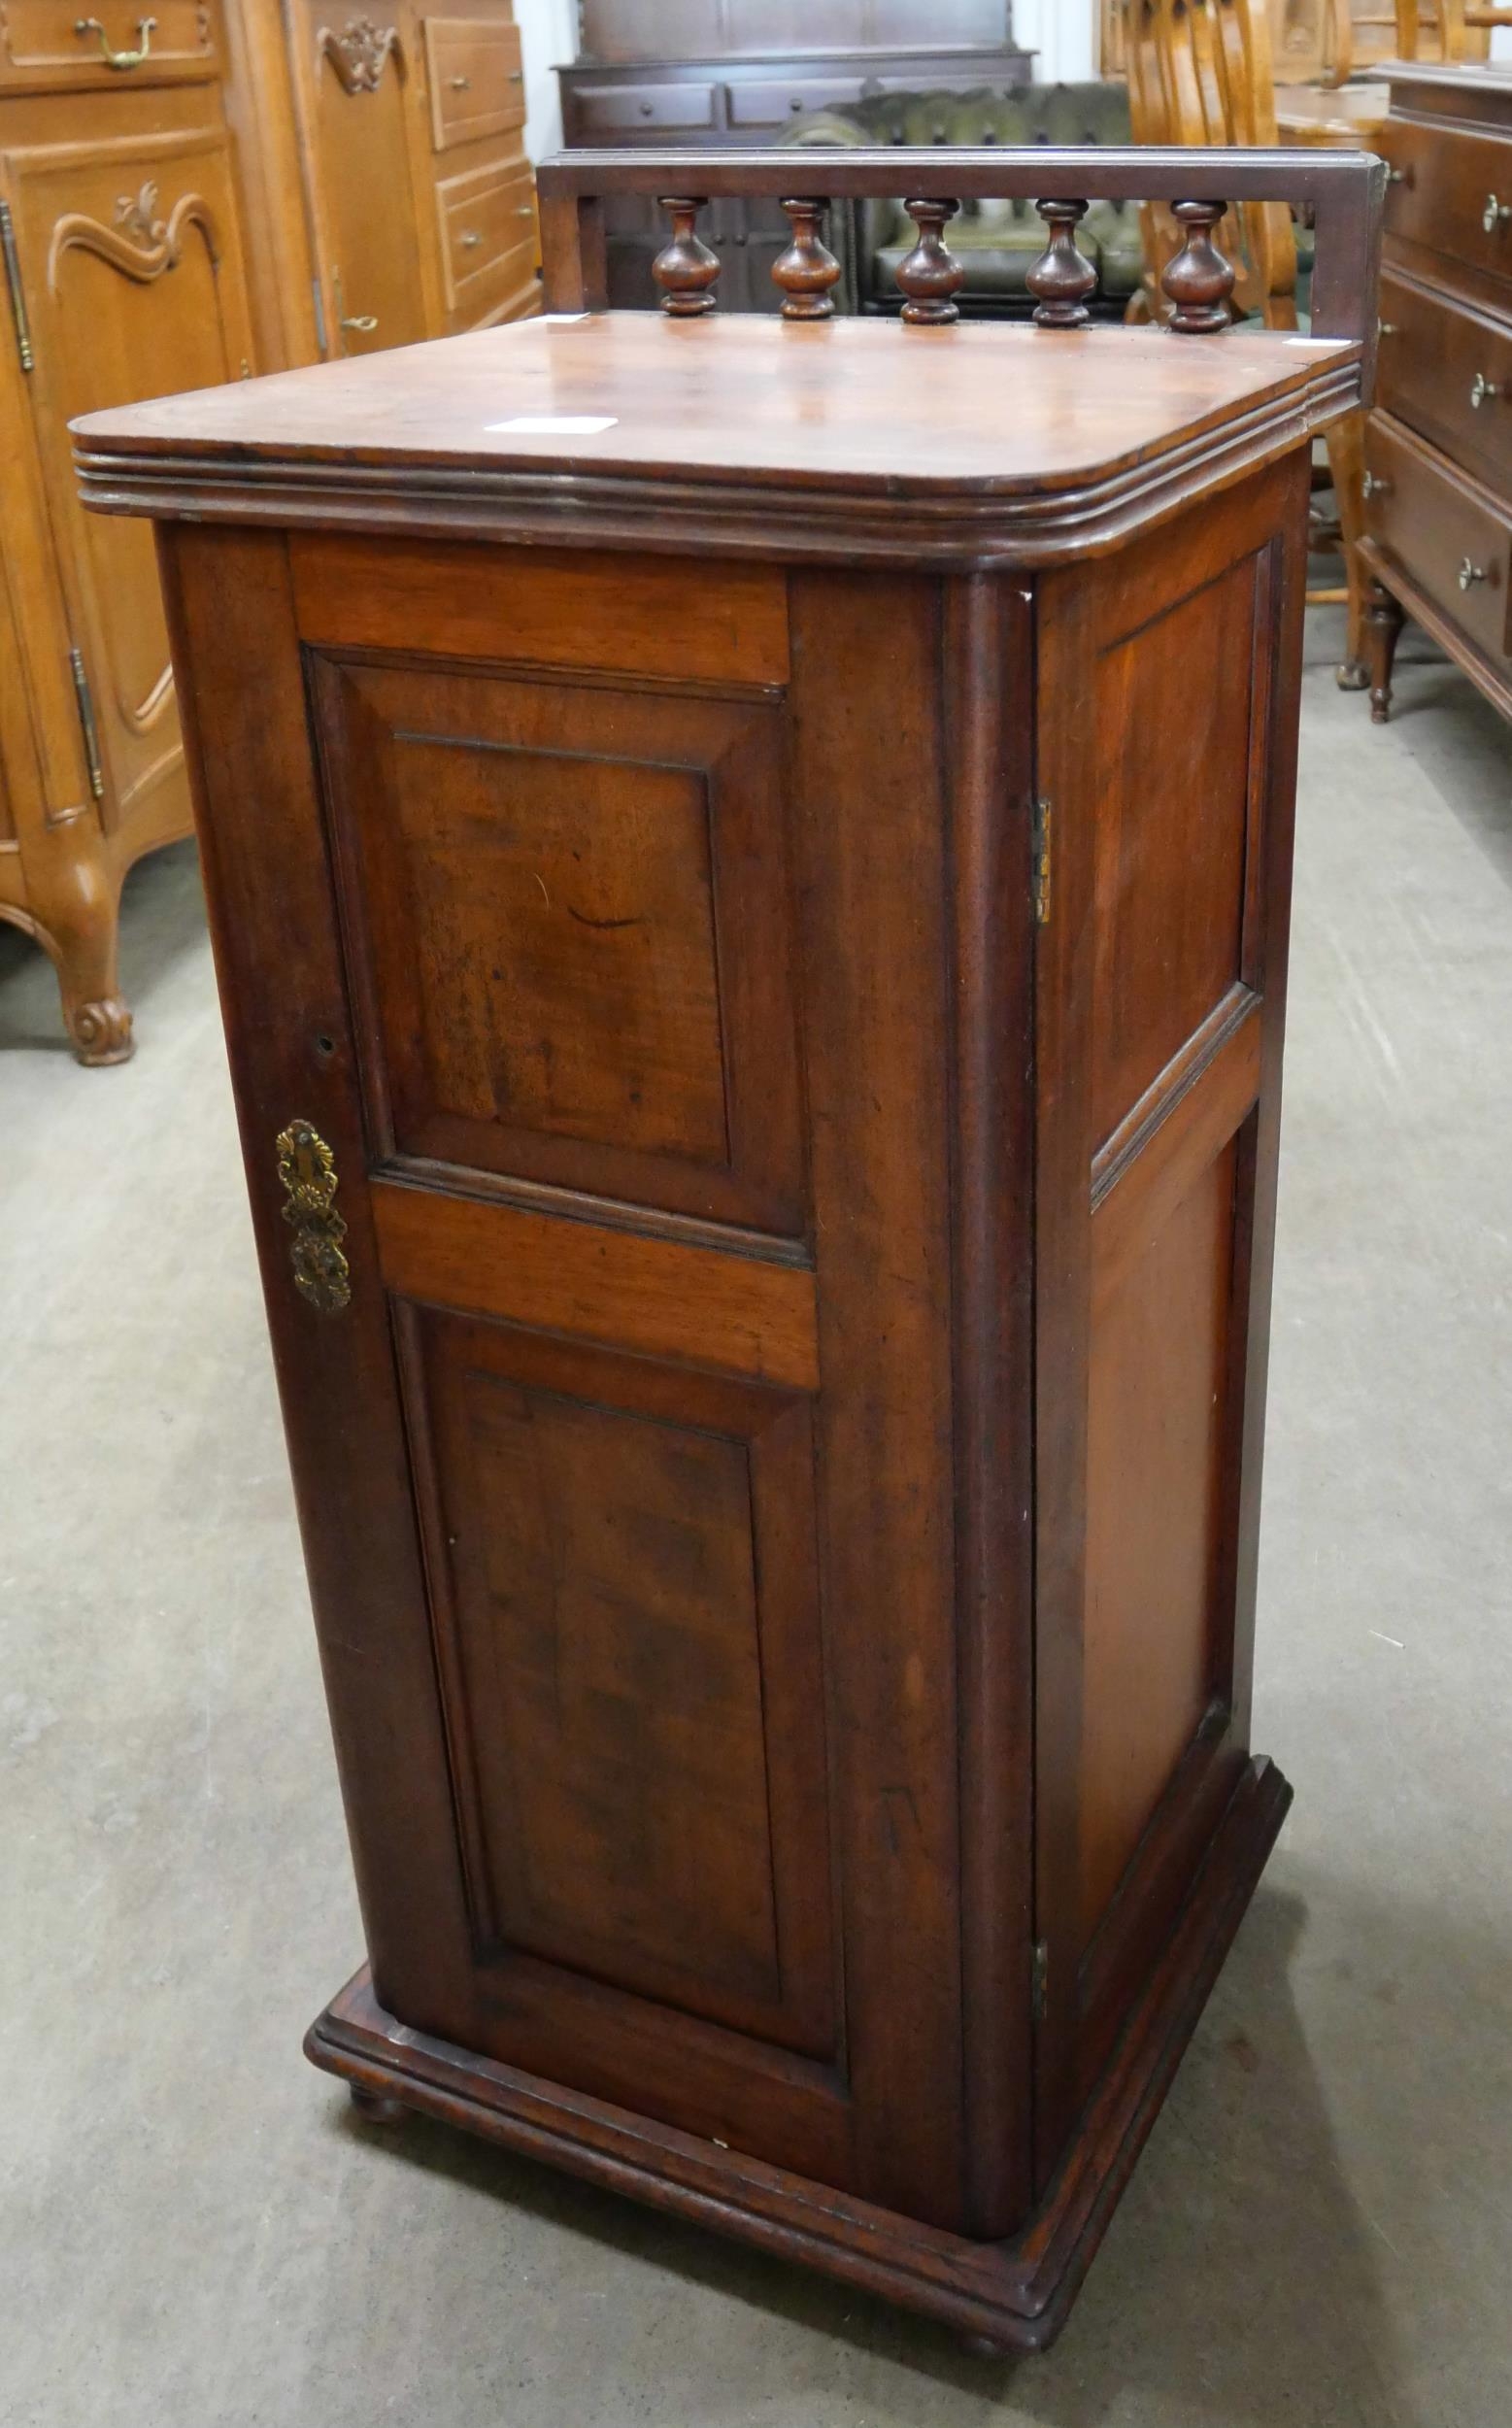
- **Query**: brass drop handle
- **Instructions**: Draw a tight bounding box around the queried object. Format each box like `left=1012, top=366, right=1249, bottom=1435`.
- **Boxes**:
left=275, top=1122, right=351, bottom=1315
left=1484, top=193, right=1512, bottom=234
left=1459, top=556, right=1489, bottom=590
left=331, top=266, right=377, bottom=346
left=1471, top=370, right=1502, bottom=408
left=74, top=13, right=156, bottom=68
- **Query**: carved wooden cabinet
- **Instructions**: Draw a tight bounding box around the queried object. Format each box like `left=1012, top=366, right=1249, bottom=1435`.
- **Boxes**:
left=75, top=144, right=1380, bottom=2348
left=0, top=0, right=535, bottom=1062
left=0, top=5, right=254, bottom=1059
left=234, top=0, right=539, bottom=367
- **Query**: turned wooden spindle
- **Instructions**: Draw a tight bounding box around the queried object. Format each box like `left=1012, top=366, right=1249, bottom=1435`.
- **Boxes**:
left=895, top=197, right=964, bottom=326
left=652, top=196, right=720, bottom=317
left=1160, top=200, right=1236, bottom=335
left=772, top=197, right=842, bottom=320
left=1026, top=198, right=1098, bottom=329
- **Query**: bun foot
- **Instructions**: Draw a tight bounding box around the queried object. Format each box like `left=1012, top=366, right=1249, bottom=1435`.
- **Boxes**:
left=349, top=2083, right=408, bottom=2125
left=1370, top=697, right=1392, bottom=726
left=67, top=994, right=134, bottom=1065
left=1335, top=658, right=1369, bottom=692
left=960, top=2334, right=1013, bottom=2359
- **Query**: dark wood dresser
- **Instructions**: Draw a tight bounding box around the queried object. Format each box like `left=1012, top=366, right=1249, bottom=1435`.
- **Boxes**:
left=556, top=2, right=1030, bottom=309
left=73, top=145, right=1381, bottom=2353
left=1363, top=66, right=1512, bottom=722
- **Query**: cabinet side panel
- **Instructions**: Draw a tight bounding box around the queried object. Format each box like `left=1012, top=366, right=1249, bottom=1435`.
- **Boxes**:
left=1033, top=456, right=1310, bottom=2171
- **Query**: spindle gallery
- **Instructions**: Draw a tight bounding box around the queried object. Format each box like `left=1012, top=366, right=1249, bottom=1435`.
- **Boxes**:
left=73, top=140, right=1385, bottom=2353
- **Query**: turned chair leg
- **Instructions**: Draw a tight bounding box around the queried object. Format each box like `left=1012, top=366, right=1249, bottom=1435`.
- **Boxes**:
left=1366, top=577, right=1405, bottom=725
left=1327, top=413, right=1371, bottom=691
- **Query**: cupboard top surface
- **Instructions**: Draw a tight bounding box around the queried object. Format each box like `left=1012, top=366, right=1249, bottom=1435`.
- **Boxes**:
left=75, top=313, right=1357, bottom=491
left=73, top=314, right=1361, bottom=565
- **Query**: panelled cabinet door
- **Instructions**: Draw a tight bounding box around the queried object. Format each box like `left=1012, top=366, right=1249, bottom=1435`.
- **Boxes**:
left=287, top=5, right=428, bottom=357
left=159, top=524, right=1002, bottom=2242
left=5, top=125, right=253, bottom=834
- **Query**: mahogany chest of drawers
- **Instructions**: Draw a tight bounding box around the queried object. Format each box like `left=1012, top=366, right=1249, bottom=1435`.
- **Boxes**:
left=555, top=14, right=1029, bottom=310
left=73, top=144, right=1381, bottom=2350
left=1363, top=66, right=1512, bottom=721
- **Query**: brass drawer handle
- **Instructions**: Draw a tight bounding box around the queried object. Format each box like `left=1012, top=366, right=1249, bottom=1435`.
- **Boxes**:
left=459, top=229, right=481, bottom=249
left=1459, top=556, right=1489, bottom=590
left=449, top=72, right=471, bottom=88
left=74, top=13, right=156, bottom=68
left=331, top=266, right=377, bottom=344
left=1361, top=470, right=1391, bottom=499
left=516, top=203, right=533, bottom=219
left=276, top=1122, right=351, bottom=1315
left=1484, top=193, right=1512, bottom=234
left=1471, top=371, right=1502, bottom=408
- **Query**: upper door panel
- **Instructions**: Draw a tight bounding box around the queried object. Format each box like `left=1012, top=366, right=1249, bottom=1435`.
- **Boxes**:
left=312, top=656, right=808, bottom=1232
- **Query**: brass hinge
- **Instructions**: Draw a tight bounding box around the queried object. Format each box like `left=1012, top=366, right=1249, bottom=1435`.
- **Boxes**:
left=1032, top=796, right=1052, bottom=927
left=69, top=648, right=106, bottom=802
left=1030, top=1938, right=1049, bottom=2023
left=0, top=199, right=34, bottom=372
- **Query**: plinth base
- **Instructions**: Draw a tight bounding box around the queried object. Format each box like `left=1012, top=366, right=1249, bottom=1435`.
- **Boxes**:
left=306, top=1757, right=1291, bottom=2353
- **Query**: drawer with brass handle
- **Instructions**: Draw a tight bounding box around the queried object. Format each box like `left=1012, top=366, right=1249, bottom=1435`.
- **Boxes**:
left=0, top=0, right=213, bottom=84
left=1377, top=265, right=1512, bottom=490
left=423, top=15, right=525, bottom=152
left=439, top=159, right=536, bottom=316
left=1365, top=414, right=1512, bottom=667
left=1381, top=117, right=1512, bottom=287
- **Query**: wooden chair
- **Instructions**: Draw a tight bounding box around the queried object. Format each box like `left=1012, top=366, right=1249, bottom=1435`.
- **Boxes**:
left=1396, top=1, right=1504, bottom=61
left=1119, top=0, right=1371, bottom=688
left=1267, top=1, right=1498, bottom=84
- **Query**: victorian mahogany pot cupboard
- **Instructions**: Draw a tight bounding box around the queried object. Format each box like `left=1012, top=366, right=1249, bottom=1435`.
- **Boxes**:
left=0, top=0, right=533, bottom=1063
left=74, top=142, right=1384, bottom=2352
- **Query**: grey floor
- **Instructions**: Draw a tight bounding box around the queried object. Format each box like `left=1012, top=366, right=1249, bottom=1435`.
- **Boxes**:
left=2, top=607, right=1509, bottom=2428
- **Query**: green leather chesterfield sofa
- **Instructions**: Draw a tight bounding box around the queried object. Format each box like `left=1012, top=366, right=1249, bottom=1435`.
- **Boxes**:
left=780, top=80, right=1145, bottom=319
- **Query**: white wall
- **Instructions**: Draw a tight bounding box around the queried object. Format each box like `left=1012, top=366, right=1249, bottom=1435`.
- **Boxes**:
left=1012, top=0, right=1098, bottom=83
left=515, top=0, right=576, bottom=162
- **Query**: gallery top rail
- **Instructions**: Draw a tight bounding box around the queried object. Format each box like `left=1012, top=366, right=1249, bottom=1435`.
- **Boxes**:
left=535, top=144, right=1386, bottom=374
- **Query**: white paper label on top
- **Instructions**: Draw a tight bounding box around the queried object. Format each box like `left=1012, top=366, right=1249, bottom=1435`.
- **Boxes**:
left=486, top=414, right=620, bottom=435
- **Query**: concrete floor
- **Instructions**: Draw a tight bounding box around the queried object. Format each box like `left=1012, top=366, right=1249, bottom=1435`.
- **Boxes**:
left=1, top=606, right=1509, bottom=2428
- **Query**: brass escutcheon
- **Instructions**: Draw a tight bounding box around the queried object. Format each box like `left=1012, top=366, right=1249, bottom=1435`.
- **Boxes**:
left=275, top=1120, right=351, bottom=1315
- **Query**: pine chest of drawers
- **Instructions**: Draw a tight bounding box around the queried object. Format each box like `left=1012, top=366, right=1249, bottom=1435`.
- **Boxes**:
left=72, top=144, right=1381, bottom=2351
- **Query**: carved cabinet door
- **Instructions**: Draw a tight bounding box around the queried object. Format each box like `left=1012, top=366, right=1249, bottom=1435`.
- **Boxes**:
left=3, top=124, right=254, bottom=837
left=286, top=7, right=429, bottom=359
